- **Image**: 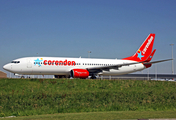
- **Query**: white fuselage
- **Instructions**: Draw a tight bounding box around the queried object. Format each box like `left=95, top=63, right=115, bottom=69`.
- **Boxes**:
left=3, top=57, right=146, bottom=76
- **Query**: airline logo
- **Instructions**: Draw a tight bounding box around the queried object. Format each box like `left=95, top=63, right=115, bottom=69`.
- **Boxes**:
left=43, top=59, right=76, bottom=66
left=137, top=35, right=153, bottom=60
left=34, top=58, right=76, bottom=66
left=137, top=50, right=144, bottom=60
left=34, top=58, right=43, bottom=67
left=121, top=33, right=155, bottom=62
left=142, top=36, right=153, bottom=55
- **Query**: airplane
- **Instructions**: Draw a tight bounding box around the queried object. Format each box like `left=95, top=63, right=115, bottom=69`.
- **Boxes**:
left=3, top=33, right=172, bottom=79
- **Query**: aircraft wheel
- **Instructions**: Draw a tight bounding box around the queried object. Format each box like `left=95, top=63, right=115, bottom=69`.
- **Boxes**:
left=91, top=75, right=96, bottom=79
left=21, top=76, right=25, bottom=79
left=61, top=75, right=66, bottom=78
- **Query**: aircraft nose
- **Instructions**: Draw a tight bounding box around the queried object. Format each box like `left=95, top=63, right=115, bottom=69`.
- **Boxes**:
left=3, top=64, right=11, bottom=71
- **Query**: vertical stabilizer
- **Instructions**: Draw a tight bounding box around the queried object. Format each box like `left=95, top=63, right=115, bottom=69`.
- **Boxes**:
left=123, top=33, right=155, bottom=62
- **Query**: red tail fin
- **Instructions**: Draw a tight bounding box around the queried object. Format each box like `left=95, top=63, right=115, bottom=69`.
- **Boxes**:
left=123, top=33, right=155, bottom=62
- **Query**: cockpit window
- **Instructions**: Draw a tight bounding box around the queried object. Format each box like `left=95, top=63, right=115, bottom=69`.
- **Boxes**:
left=11, top=61, right=20, bottom=64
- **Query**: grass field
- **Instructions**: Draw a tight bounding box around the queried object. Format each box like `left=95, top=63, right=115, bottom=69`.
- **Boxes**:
left=1, top=111, right=176, bottom=120
left=0, top=78, right=176, bottom=118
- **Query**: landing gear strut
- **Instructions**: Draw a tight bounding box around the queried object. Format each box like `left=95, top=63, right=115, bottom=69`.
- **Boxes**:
left=90, top=74, right=97, bottom=79
left=54, top=75, right=69, bottom=78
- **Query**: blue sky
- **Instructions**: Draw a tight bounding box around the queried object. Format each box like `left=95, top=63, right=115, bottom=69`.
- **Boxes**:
left=0, top=0, right=176, bottom=77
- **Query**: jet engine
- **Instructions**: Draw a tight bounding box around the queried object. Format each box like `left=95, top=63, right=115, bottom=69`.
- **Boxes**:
left=70, top=69, right=89, bottom=78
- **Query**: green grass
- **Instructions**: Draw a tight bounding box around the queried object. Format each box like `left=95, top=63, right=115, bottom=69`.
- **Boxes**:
left=0, top=78, right=176, bottom=117
left=2, top=111, right=176, bottom=120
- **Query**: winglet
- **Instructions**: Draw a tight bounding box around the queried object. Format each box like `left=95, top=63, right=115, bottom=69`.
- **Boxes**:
left=122, top=33, right=155, bottom=62
left=145, top=49, right=156, bottom=62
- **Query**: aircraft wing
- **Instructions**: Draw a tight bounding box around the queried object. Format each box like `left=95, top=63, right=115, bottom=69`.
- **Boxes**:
left=87, top=61, right=142, bottom=72
left=87, top=58, right=172, bottom=73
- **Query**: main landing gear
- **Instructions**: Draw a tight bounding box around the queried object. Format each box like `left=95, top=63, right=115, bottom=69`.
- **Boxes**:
left=54, top=75, right=69, bottom=78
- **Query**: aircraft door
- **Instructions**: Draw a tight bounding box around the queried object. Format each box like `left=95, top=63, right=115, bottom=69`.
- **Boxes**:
left=11, top=64, right=13, bottom=70
left=27, top=59, right=32, bottom=68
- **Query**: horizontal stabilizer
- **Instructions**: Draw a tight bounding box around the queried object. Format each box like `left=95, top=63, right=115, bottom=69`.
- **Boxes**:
left=143, top=59, right=173, bottom=65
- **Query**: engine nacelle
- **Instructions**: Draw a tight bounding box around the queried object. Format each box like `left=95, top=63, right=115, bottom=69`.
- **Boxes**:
left=71, top=69, right=89, bottom=78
